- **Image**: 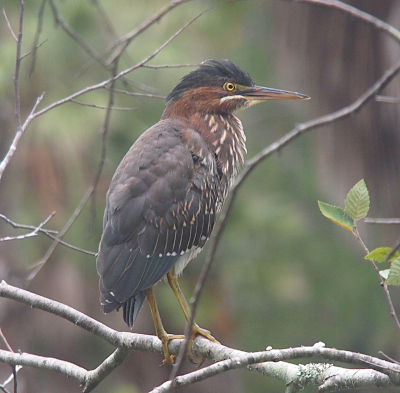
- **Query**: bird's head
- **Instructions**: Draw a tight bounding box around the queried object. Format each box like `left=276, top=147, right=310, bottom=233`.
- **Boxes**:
left=165, top=60, right=310, bottom=116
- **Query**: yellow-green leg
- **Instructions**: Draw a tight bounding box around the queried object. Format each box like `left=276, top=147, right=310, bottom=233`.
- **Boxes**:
left=166, top=268, right=219, bottom=361
left=145, top=286, right=184, bottom=365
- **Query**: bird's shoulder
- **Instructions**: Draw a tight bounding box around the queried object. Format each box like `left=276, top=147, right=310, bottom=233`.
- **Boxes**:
left=108, top=119, right=217, bottom=207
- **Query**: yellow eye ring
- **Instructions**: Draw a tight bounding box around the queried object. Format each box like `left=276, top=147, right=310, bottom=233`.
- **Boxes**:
left=224, top=82, right=236, bottom=92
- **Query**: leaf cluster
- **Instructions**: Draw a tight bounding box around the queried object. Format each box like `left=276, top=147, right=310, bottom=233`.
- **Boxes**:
left=319, top=179, right=400, bottom=286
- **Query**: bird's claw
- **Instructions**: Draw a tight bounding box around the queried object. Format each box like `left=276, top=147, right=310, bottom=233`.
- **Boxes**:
left=192, top=324, right=220, bottom=344
left=185, top=324, right=219, bottom=365
left=159, top=334, right=185, bottom=365
left=159, top=326, right=218, bottom=366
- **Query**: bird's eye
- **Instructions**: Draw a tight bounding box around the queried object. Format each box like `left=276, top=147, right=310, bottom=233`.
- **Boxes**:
left=224, top=82, right=236, bottom=92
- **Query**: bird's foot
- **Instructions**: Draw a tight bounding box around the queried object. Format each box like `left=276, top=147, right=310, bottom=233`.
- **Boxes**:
left=159, top=326, right=219, bottom=366
left=160, top=334, right=185, bottom=365
left=187, top=324, right=220, bottom=365
left=192, top=324, right=219, bottom=343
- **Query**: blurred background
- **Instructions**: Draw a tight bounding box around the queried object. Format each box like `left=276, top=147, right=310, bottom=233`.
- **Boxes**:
left=1, top=0, right=400, bottom=392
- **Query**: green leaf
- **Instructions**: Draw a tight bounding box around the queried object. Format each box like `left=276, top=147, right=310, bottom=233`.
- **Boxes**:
left=386, top=257, right=400, bottom=286
left=344, top=179, right=370, bottom=220
left=379, top=269, right=390, bottom=280
left=365, top=247, right=400, bottom=263
left=318, top=201, right=354, bottom=231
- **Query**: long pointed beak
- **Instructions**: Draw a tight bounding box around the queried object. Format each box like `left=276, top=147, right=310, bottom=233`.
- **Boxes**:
left=244, top=86, right=310, bottom=101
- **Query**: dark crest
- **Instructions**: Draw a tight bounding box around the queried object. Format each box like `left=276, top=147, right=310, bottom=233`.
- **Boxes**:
left=166, top=60, right=254, bottom=103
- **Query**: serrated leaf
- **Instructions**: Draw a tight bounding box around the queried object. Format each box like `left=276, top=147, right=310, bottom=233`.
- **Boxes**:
left=365, top=247, right=400, bottom=263
left=344, top=179, right=370, bottom=220
left=386, top=257, right=400, bottom=286
left=379, top=269, right=390, bottom=280
left=318, top=201, right=354, bottom=231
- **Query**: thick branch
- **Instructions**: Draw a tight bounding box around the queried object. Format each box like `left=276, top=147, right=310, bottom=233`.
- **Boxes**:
left=1, top=282, right=400, bottom=392
left=0, top=280, right=120, bottom=347
left=0, top=350, right=87, bottom=383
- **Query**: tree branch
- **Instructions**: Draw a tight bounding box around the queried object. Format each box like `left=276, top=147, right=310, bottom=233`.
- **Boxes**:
left=1, top=282, right=400, bottom=392
left=0, top=350, right=87, bottom=384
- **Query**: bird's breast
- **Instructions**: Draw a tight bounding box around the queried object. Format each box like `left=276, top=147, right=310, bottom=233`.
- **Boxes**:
left=200, top=113, right=247, bottom=188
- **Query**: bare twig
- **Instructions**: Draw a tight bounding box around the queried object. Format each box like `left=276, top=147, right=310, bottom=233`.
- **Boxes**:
left=0, top=93, right=44, bottom=182
left=105, top=0, right=193, bottom=64
left=0, top=366, right=22, bottom=393
left=3, top=8, right=17, bottom=41
left=142, top=63, right=197, bottom=69
left=293, top=0, right=400, bottom=44
left=376, top=95, right=400, bottom=104
left=0, top=214, right=96, bottom=256
left=83, top=347, right=131, bottom=393
left=21, top=38, right=47, bottom=61
left=353, top=225, right=400, bottom=332
left=87, top=60, right=118, bottom=239
left=0, top=381, right=11, bottom=393
left=0, top=212, right=54, bottom=242
left=28, top=9, right=208, bottom=124
left=48, top=0, right=104, bottom=68
left=89, top=0, right=119, bottom=40
left=0, top=0, right=25, bottom=181
left=13, top=0, right=25, bottom=131
left=0, top=211, right=54, bottom=231
left=364, top=218, right=400, bottom=224
left=28, top=183, right=97, bottom=282
left=70, top=99, right=136, bottom=111
left=0, top=329, right=13, bottom=353
left=384, top=237, right=400, bottom=263
left=105, top=87, right=165, bottom=100
left=0, top=329, right=19, bottom=393
left=50, top=0, right=192, bottom=80
left=380, top=351, right=400, bottom=366
left=27, top=0, right=47, bottom=77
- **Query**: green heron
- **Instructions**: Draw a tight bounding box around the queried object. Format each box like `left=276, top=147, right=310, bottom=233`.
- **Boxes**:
left=96, top=60, right=309, bottom=363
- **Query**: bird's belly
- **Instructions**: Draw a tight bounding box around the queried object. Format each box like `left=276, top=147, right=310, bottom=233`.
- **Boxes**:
left=174, top=246, right=203, bottom=276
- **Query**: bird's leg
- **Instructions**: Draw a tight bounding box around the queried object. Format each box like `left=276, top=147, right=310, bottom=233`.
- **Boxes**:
left=145, top=287, right=184, bottom=365
left=166, top=269, right=219, bottom=362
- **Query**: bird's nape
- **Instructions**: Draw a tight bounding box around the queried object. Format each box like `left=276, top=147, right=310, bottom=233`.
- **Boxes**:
left=96, top=59, right=309, bottom=364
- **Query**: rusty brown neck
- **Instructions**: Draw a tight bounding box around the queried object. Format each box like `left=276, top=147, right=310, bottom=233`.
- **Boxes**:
left=162, top=101, right=247, bottom=187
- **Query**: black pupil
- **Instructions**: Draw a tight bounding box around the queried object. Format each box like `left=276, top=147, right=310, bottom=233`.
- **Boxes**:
left=228, top=83, right=234, bottom=90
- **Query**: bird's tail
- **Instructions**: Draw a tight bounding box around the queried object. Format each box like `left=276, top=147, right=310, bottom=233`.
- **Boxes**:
left=100, top=287, right=146, bottom=329
left=122, top=291, right=146, bottom=328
